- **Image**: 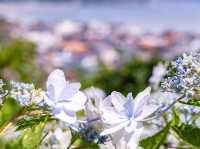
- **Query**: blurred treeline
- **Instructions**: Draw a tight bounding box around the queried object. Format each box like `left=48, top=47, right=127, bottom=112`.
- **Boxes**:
left=0, top=39, right=45, bottom=86
left=0, top=18, right=160, bottom=95
left=0, top=36, right=160, bottom=95
left=81, top=58, right=160, bottom=96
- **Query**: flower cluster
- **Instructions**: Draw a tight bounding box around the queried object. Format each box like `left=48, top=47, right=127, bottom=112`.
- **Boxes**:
left=3, top=55, right=200, bottom=149
left=100, top=88, right=158, bottom=148
left=2, top=69, right=161, bottom=149
left=161, top=52, right=200, bottom=98
left=10, top=81, right=45, bottom=106
left=40, top=123, right=72, bottom=149
left=43, top=70, right=161, bottom=148
left=45, top=69, right=87, bottom=124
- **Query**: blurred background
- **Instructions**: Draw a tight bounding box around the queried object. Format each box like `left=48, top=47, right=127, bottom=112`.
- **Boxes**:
left=0, top=0, right=199, bottom=95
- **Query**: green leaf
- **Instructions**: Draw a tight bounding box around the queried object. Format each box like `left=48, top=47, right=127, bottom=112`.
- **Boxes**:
left=16, top=115, right=53, bottom=131
left=140, top=122, right=171, bottom=149
left=0, top=97, right=22, bottom=128
left=0, top=122, right=46, bottom=149
left=173, top=123, right=200, bottom=148
left=22, top=122, right=45, bottom=149
left=2, top=136, right=24, bottom=149
left=179, top=99, right=200, bottom=107
left=76, top=110, right=85, bottom=118
left=172, top=109, right=180, bottom=126
left=72, top=138, right=99, bottom=149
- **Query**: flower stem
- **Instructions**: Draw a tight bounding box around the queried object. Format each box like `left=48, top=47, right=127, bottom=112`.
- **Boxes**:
left=143, top=95, right=185, bottom=121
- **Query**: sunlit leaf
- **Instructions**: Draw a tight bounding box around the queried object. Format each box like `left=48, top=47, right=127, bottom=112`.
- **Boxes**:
left=172, top=109, right=180, bottom=126
left=179, top=99, right=200, bottom=107
left=72, top=138, right=99, bottom=149
left=0, top=97, right=22, bottom=128
left=140, top=122, right=171, bottom=149
left=22, top=122, right=45, bottom=149
left=173, top=123, right=200, bottom=148
left=16, top=115, right=53, bottom=131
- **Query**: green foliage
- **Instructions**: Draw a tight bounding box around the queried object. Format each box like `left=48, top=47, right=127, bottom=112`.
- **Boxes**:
left=172, top=109, right=180, bottom=126
left=0, top=136, right=24, bottom=149
left=179, top=98, right=200, bottom=107
left=72, top=138, right=99, bottom=149
left=0, top=97, right=22, bottom=128
left=140, top=122, right=171, bottom=149
left=16, top=115, right=53, bottom=131
left=2, top=122, right=46, bottom=149
left=0, top=99, right=48, bottom=149
left=81, top=58, right=160, bottom=96
left=0, top=39, right=45, bottom=85
left=22, top=122, right=45, bottom=149
left=173, top=123, right=200, bottom=148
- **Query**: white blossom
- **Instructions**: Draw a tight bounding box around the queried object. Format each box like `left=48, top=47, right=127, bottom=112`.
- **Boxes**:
left=84, top=87, right=106, bottom=121
left=40, top=122, right=72, bottom=149
left=101, top=127, right=144, bottom=149
left=101, top=87, right=156, bottom=135
left=100, top=87, right=157, bottom=149
left=51, top=128, right=71, bottom=149
left=45, top=69, right=87, bottom=124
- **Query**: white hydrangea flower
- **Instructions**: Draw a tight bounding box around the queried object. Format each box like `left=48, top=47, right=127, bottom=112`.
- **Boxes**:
left=100, top=87, right=157, bottom=149
left=40, top=123, right=72, bottom=149
left=84, top=87, right=106, bottom=101
left=101, top=128, right=144, bottom=149
left=101, top=87, right=156, bottom=135
left=84, top=87, right=106, bottom=122
left=45, top=69, right=87, bottom=124
left=52, top=127, right=71, bottom=149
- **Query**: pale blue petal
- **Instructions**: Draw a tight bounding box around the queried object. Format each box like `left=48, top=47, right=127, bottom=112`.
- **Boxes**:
left=46, top=69, right=67, bottom=102
left=102, top=108, right=127, bottom=125
left=127, top=127, right=144, bottom=149
left=59, top=82, right=81, bottom=101
left=125, top=120, right=138, bottom=133
left=54, top=109, right=76, bottom=124
left=59, top=91, right=87, bottom=112
left=134, top=87, right=151, bottom=117
left=136, top=105, right=158, bottom=121
left=100, top=121, right=129, bottom=136
left=111, top=91, right=127, bottom=112
left=124, top=93, right=134, bottom=118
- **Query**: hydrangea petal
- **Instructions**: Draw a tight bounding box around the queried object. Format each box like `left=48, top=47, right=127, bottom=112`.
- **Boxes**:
left=59, top=82, right=81, bottom=101
left=127, top=127, right=144, bottom=149
left=101, top=121, right=129, bottom=136
left=134, top=87, right=151, bottom=117
left=111, top=91, right=127, bottom=112
left=58, top=91, right=87, bottom=112
left=54, top=109, right=76, bottom=124
left=46, top=69, right=67, bottom=102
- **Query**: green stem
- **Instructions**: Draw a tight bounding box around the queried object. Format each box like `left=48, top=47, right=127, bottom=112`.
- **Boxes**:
left=67, top=137, right=77, bottom=149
